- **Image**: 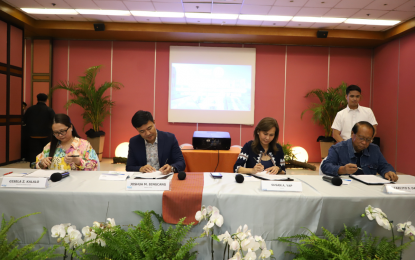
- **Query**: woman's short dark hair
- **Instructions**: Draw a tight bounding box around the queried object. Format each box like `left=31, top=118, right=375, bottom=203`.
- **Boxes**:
left=131, top=110, right=154, bottom=128
left=352, top=121, right=375, bottom=137
left=49, top=114, right=80, bottom=159
left=252, top=117, right=279, bottom=155
left=346, top=85, right=361, bottom=95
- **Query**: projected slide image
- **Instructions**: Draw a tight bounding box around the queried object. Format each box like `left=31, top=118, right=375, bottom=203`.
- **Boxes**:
left=171, top=64, right=252, bottom=111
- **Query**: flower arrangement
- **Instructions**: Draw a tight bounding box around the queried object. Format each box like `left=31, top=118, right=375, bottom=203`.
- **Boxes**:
left=276, top=205, right=414, bottom=259
left=51, top=210, right=198, bottom=260
left=195, top=205, right=273, bottom=260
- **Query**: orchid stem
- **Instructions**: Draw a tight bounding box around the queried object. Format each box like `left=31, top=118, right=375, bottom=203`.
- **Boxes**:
left=63, top=249, right=67, bottom=260
left=211, top=235, right=214, bottom=260
left=223, top=242, right=228, bottom=260
left=390, top=221, right=395, bottom=244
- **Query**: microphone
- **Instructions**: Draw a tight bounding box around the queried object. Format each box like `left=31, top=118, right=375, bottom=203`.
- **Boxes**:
left=50, top=172, right=70, bottom=182
left=178, top=171, right=186, bottom=180
left=235, top=174, right=244, bottom=183
left=322, top=175, right=342, bottom=186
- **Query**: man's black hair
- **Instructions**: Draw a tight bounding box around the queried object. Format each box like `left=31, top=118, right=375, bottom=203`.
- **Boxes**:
left=37, top=93, right=48, bottom=102
left=346, top=85, right=361, bottom=95
left=352, top=121, right=375, bottom=137
left=131, top=110, right=154, bottom=129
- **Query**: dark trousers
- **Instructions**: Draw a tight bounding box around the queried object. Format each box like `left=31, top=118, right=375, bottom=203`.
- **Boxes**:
left=28, top=137, right=49, bottom=164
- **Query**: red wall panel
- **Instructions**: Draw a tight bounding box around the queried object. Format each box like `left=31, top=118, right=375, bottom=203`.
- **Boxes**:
left=33, top=39, right=50, bottom=73
left=329, top=48, right=372, bottom=107
left=9, top=76, right=22, bottom=115
left=9, top=125, right=21, bottom=161
left=241, top=45, right=286, bottom=147
left=397, top=33, right=415, bottom=175
left=155, top=42, right=198, bottom=146
left=9, top=26, right=22, bottom=68
left=0, top=126, right=5, bottom=164
left=52, top=40, right=69, bottom=114
left=68, top=41, right=112, bottom=157
left=111, top=41, right=156, bottom=157
left=372, top=40, right=399, bottom=168
left=0, top=74, right=6, bottom=115
left=0, top=20, right=6, bottom=64
left=32, top=82, right=50, bottom=106
left=285, top=46, right=329, bottom=162
left=25, top=39, right=32, bottom=106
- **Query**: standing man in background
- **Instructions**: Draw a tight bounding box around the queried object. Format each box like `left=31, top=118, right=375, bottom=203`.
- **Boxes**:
left=332, top=85, right=378, bottom=143
left=23, top=93, right=55, bottom=166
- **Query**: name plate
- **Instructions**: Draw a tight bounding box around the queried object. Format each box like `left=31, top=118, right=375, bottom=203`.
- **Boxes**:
left=261, top=181, right=302, bottom=192
left=126, top=179, right=170, bottom=191
left=1, top=177, right=48, bottom=189
left=383, top=184, right=415, bottom=195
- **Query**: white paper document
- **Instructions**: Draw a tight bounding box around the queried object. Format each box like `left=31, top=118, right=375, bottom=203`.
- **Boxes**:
left=255, top=171, right=292, bottom=181
left=99, top=172, right=129, bottom=181
left=26, top=170, right=65, bottom=179
left=132, top=171, right=172, bottom=179
left=350, top=175, right=392, bottom=184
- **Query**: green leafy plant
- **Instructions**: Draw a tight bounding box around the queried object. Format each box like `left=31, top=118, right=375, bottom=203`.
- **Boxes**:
left=276, top=205, right=414, bottom=260
left=278, top=142, right=296, bottom=161
left=276, top=226, right=411, bottom=260
left=63, top=211, right=198, bottom=260
left=51, top=65, right=123, bottom=132
left=301, top=82, right=348, bottom=138
left=1, top=212, right=62, bottom=260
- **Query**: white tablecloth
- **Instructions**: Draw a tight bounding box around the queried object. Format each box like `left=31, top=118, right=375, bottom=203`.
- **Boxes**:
left=1, top=168, right=414, bottom=259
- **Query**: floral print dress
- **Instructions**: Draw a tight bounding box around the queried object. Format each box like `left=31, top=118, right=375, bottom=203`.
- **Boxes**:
left=36, top=137, right=99, bottom=171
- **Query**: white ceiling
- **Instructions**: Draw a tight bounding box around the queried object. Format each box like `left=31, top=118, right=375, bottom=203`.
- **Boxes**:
left=4, top=0, right=415, bottom=31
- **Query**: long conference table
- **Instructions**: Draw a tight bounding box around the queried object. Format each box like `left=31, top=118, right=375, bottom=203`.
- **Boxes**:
left=1, top=168, right=415, bottom=260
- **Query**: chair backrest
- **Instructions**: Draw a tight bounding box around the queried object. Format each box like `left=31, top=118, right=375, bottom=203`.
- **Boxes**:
left=319, top=157, right=328, bottom=176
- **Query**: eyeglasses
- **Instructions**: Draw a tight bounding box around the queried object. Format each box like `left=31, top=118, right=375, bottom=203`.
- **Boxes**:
left=356, top=135, right=372, bottom=143
left=53, top=127, right=69, bottom=137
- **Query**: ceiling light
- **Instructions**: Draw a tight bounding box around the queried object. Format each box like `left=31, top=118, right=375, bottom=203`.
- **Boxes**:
left=239, top=15, right=292, bottom=21
left=131, top=11, right=184, bottom=18
left=292, top=17, right=346, bottom=23
left=76, top=9, right=131, bottom=16
left=345, top=19, right=400, bottom=26
left=185, top=13, right=238, bottom=20
left=21, top=8, right=78, bottom=15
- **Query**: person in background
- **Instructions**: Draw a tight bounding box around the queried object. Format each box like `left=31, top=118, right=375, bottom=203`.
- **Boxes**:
left=321, top=121, right=398, bottom=181
left=332, top=85, right=378, bottom=143
left=22, top=102, right=27, bottom=112
left=36, top=114, right=98, bottom=171
left=126, top=110, right=185, bottom=174
left=234, top=117, right=285, bottom=175
left=23, top=93, right=55, bottom=165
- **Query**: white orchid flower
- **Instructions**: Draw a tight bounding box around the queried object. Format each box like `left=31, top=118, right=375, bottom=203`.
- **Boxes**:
left=259, top=240, right=266, bottom=250
left=210, top=211, right=224, bottom=227
left=397, top=221, right=412, bottom=232
left=230, top=240, right=240, bottom=251
left=203, top=220, right=214, bottom=236
left=106, top=218, right=116, bottom=228
left=376, top=215, right=391, bottom=230
left=96, top=238, right=106, bottom=247
left=207, top=205, right=213, bottom=214
left=244, top=249, right=257, bottom=260
left=247, top=239, right=260, bottom=252
left=51, top=224, right=66, bottom=238
left=217, top=231, right=231, bottom=244
left=82, top=226, right=97, bottom=242
left=241, top=237, right=253, bottom=251
left=212, top=206, right=220, bottom=214
left=404, top=225, right=415, bottom=237
left=195, top=211, right=203, bottom=222
left=92, top=221, right=100, bottom=228
left=259, top=248, right=272, bottom=259
left=365, top=205, right=380, bottom=220
left=229, top=251, right=241, bottom=260
left=201, top=208, right=207, bottom=218
left=236, top=226, right=242, bottom=233
left=64, top=229, right=83, bottom=248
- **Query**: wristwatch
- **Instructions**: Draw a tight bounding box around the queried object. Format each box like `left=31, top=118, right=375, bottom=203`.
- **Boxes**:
left=171, top=166, right=177, bottom=173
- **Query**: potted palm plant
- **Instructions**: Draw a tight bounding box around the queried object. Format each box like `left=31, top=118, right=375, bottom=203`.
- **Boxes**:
left=51, top=65, right=123, bottom=161
left=301, top=82, right=347, bottom=160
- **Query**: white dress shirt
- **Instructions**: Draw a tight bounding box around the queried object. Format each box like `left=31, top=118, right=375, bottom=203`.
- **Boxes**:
left=331, top=105, right=378, bottom=140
